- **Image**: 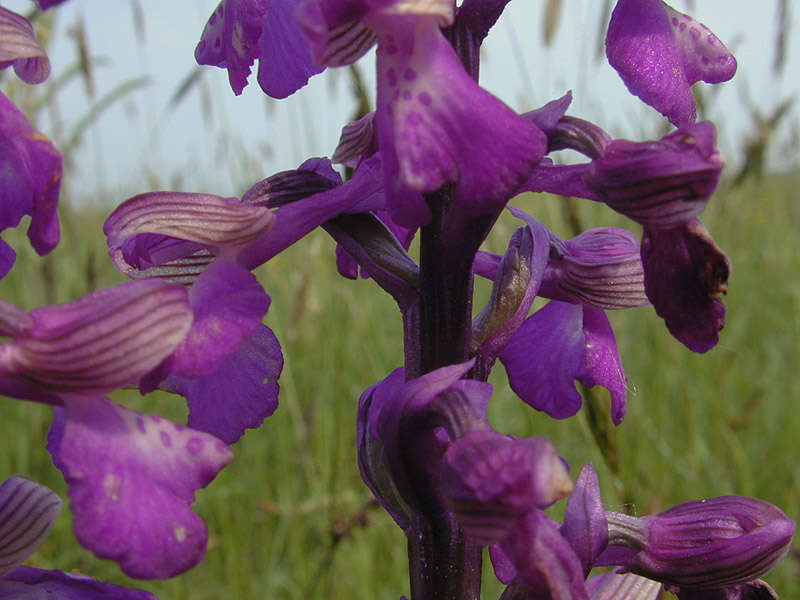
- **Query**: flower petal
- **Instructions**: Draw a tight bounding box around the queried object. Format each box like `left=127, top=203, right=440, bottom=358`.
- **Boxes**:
left=241, top=157, right=341, bottom=207
left=104, top=191, right=275, bottom=276
left=357, top=367, right=413, bottom=529
left=540, top=227, right=647, bottom=311
left=295, top=0, right=376, bottom=68
left=163, top=325, right=282, bottom=444
left=240, top=154, right=385, bottom=268
left=165, top=261, right=271, bottom=379
left=472, top=217, right=550, bottom=359
left=374, top=19, right=546, bottom=226
left=500, top=509, right=589, bottom=600
left=586, top=571, right=663, bottom=600
left=195, top=0, right=269, bottom=95
left=0, top=477, right=62, bottom=577
left=560, top=464, right=608, bottom=576
left=0, top=280, right=192, bottom=396
left=332, top=112, right=377, bottom=167
left=500, top=301, right=586, bottom=420
left=441, top=431, right=571, bottom=544
left=36, top=0, right=71, bottom=10
left=579, top=307, right=627, bottom=425
left=0, top=299, right=33, bottom=337
left=606, top=0, right=736, bottom=127
left=0, top=91, right=62, bottom=259
left=489, top=543, right=517, bottom=584
left=641, top=219, right=729, bottom=352
left=584, top=122, right=722, bottom=229
left=256, top=0, right=325, bottom=98
left=1, top=566, right=157, bottom=600
left=0, top=7, right=50, bottom=84
left=47, top=397, right=233, bottom=579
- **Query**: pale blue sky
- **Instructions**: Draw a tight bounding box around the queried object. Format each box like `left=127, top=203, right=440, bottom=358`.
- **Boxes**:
left=6, top=1, right=799, bottom=205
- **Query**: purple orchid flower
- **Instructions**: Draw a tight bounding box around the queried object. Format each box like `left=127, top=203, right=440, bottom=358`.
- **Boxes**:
left=104, top=189, right=286, bottom=445
left=521, top=120, right=730, bottom=353
left=0, top=281, right=235, bottom=579
left=0, top=476, right=156, bottom=599
left=471, top=209, right=634, bottom=425
left=103, top=157, right=400, bottom=444
left=606, top=0, right=737, bottom=127
left=584, top=122, right=730, bottom=352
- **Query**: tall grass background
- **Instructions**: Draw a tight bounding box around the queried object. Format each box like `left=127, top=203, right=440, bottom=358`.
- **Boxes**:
left=1, top=1, right=798, bottom=598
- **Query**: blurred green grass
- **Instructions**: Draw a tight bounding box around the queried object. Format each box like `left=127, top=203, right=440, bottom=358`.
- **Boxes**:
left=0, top=174, right=798, bottom=599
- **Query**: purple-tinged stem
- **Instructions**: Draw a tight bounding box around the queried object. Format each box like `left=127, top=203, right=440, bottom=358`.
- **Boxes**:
left=406, top=190, right=498, bottom=600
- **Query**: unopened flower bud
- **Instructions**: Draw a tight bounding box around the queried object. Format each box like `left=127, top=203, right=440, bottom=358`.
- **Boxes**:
left=606, top=496, right=795, bottom=590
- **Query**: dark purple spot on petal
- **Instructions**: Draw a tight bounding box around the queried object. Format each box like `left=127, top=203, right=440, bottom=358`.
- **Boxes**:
left=702, top=56, right=710, bottom=65
left=418, top=92, right=432, bottom=106
left=151, top=415, right=162, bottom=422
left=690, top=27, right=700, bottom=40
left=671, top=17, right=679, bottom=26
left=214, top=38, right=221, bottom=49
left=386, top=45, right=398, bottom=55
left=392, top=89, right=400, bottom=101
left=387, top=68, right=398, bottom=87
left=402, top=90, right=412, bottom=100
left=679, top=22, right=686, bottom=31
left=136, top=416, right=146, bottom=434
left=160, top=431, right=172, bottom=448
left=406, top=112, right=422, bottom=126
left=187, top=437, right=204, bottom=455
left=403, top=68, right=417, bottom=81
left=173, top=422, right=185, bottom=431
